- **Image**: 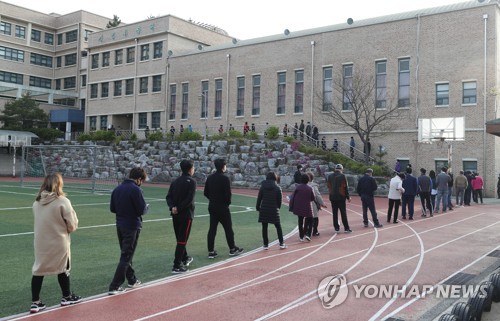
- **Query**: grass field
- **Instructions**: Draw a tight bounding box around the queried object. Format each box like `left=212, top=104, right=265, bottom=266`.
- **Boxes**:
left=0, top=181, right=297, bottom=318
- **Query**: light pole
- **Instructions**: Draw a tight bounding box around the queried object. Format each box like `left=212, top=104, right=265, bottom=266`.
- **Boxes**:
left=199, top=92, right=208, bottom=140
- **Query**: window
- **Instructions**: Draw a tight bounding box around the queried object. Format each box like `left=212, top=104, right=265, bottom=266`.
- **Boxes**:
left=376, top=61, right=387, bottom=108
left=398, top=58, right=410, bottom=107
left=0, top=22, right=11, bottom=35
left=31, top=29, right=41, bottom=42
left=80, top=99, right=86, bottom=111
left=64, top=77, right=76, bottom=89
left=100, top=116, right=108, bottom=130
left=152, top=112, right=161, bottom=129
left=201, top=81, right=209, bottom=118
left=65, top=53, right=77, bottom=66
left=152, top=75, right=162, bottom=92
left=90, top=84, right=98, bottom=98
left=140, top=44, right=149, bottom=61
left=65, top=30, right=77, bottom=43
left=139, top=77, right=148, bottom=93
left=436, top=83, right=449, bottom=106
left=89, top=116, right=97, bottom=130
left=294, top=70, right=304, bottom=113
left=0, top=71, right=23, bottom=85
left=277, top=72, right=286, bottom=114
left=114, top=80, right=122, bottom=96
left=30, top=53, right=52, bottom=67
left=182, top=83, right=189, bottom=119
left=101, top=82, right=109, bottom=97
left=125, top=79, right=134, bottom=95
left=102, top=52, right=110, bottom=67
left=323, top=67, right=333, bottom=112
left=237, top=77, right=245, bottom=116
left=126, top=47, right=135, bottom=63
left=44, top=33, right=53, bottom=45
left=81, top=75, right=87, bottom=87
left=463, top=81, right=477, bottom=104
left=343, top=64, right=353, bottom=110
left=115, top=49, right=123, bottom=65
left=169, top=84, right=176, bottom=120
left=462, top=160, right=477, bottom=173
left=56, top=56, right=61, bottom=68
left=29, top=76, right=51, bottom=89
left=0, top=46, right=24, bottom=62
left=215, top=79, right=222, bottom=117
left=57, top=34, right=63, bottom=45
left=91, top=54, right=99, bottom=69
left=153, top=42, right=162, bottom=59
left=252, top=75, right=261, bottom=116
left=55, top=79, right=61, bottom=90
left=138, top=113, right=147, bottom=129
left=15, top=25, right=25, bottom=39
left=434, top=160, right=449, bottom=173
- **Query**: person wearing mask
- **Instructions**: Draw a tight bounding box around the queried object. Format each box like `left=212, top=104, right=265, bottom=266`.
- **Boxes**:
left=293, top=164, right=304, bottom=185
left=306, top=172, right=327, bottom=236
left=356, top=168, right=383, bottom=228
left=204, top=158, right=244, bottom=259
left=30, top=173, right=81, bottom=313
left=108, top=167, right=148, bottom=294
left=256, top=172, right=287, bottom=249
left=166, top=160, right=196, bottom=273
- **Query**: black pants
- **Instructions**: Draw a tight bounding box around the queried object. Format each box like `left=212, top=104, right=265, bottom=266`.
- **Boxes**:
left=331, top=199, right=350, bottom=231
left=304, top=217, right=319, bottom=235
left=360, top=194, right=380, bottom=225
left=464, top=187, right=472, bottom=205
left=298, top=216, right=313, bottom=238
left=32, top=271, right=71, bottom=301
left=401, top=195, right=416, bottom=218
left=473, top=189, right=483, bottom=204
left=262, top=222, right=284, bottom=246
left=172, top=216, right=192, bottom=268
left=387, top=199, right=401, bottom=223
left=419, top=192, right=433, bottom=215
left=109, top=226, right=140, bottom=290
left=207, top=206, right=235, bottom=252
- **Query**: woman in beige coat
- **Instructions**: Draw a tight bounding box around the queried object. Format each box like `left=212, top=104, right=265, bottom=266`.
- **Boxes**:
left=307, top=172, right=327, bottom=236
left=30, top=173, right=81, bottom=313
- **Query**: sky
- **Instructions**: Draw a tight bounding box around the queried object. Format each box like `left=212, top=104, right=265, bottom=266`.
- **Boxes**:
left=7, top=0, right=470, bottom=39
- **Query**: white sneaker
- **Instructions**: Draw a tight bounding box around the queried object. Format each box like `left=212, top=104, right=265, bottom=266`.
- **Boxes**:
left=280, top=243, right=288, bottom=249
left=128, top=280, right=141, bottom=288
left=263, top=245, right=269, bottom=250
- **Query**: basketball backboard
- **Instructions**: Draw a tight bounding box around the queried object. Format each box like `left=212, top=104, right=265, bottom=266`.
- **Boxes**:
left=418, top=117, right=464, bottom=143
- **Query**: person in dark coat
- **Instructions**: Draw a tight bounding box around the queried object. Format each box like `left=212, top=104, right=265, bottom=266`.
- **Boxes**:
left=288, top=173, right=315, bottom=242
left=464, top=171, right=473, bottom=206
left=356, top=168, right=382, bottom=228
left=327, top=164, right=352, bottom=233
left=256, top=172, right=287, bottom=249
left=401, top=166, right=418, bottom=220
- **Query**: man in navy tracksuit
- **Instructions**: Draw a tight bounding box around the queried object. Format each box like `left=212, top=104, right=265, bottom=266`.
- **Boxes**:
left=356, top=168, right=383, bottom=228
left=108, top=167, right=148, bottom=294
left=166, top=160, right=196, bottom=273
left=401, top=167, right=418, bottom=220
left=204, top=158, right=243, bottom=259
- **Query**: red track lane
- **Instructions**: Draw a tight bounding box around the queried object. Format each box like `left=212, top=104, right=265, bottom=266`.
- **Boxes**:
left=6, top=191, right=500, bottom=321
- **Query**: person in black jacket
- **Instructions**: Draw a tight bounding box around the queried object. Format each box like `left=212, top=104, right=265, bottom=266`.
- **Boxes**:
left=293, top=164, right=303, bottom=185
left=166, top=160, right=196, bottom=274
left=204, top=158, right=243, bottom=259
left=356, top=168, right=383, bottom=228
left=108, top=167, right=148, bottom=294
left=256, top=172, right=287, bottom=250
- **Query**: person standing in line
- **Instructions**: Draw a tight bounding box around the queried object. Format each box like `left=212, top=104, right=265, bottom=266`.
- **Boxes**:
left=472, top=172, right=484, bottom=204
left=256, top=172, right=287, bottom=249
left=401, top=166, right=418, bottom=220
left=454, top=170, right=468, bottom=207
left=218, top=124, right=224, bottom=134
left=417, top=168, right=433, bottom=217
left=179, top=124, right=184, bottom=134
left=321, top=136, right=327, bottom=151
left=293, top=122, right=298, bottom=139
left=30, top=173, right=81, bottom=313
left=435, top=167, right=451, bottom=213
left=229, top=124, right=234, bottom=131
left=293, top=164, right=304, bottom=185
left=356, top=168, right=383, bottom=228
left=305, top=122, right=312, bottom=141
left=332, top=138, right=339, bottom=152
left=464, top=170, right=473, bottom=206
left=243, top=122, right=250, bottom=136
left=283, top=124, right=288, bottom=137
left=446, top=168, right=454, bottom=211
left=394, top=159, right=401, bottom=173
left=204, top=158, right=244, bottom=259
left=387, top=173, right=405, bottom=223
left=429, top=169, right=438, bottom=210
left=497, top=174, right=500, bottom=199
left=264, top=122, right=269, bottom=137
left=188, top=124, right=193, bottom=132
left=306, top=172, right=327, bottom=236
left=327, top=164, right=352, bottom=233
left=166, top=160, right=196, bottom=273
left=299, top=119, right=305, bottom=140
left=169, top=125, right=176, bottom=139
left=349, top=137, right=355, bottom=159
left=251, top=123, right=256, bottom=132
left=288, top=173, right=315, bottom=241
left=108, top=167, right=148, bottom=295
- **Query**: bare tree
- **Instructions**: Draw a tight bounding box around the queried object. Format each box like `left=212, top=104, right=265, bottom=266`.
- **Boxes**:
left=318, top=69, right=401, bottom=162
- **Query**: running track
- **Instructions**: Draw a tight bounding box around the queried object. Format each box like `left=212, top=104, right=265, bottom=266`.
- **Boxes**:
left=6, top=189, right=500, bottom=321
